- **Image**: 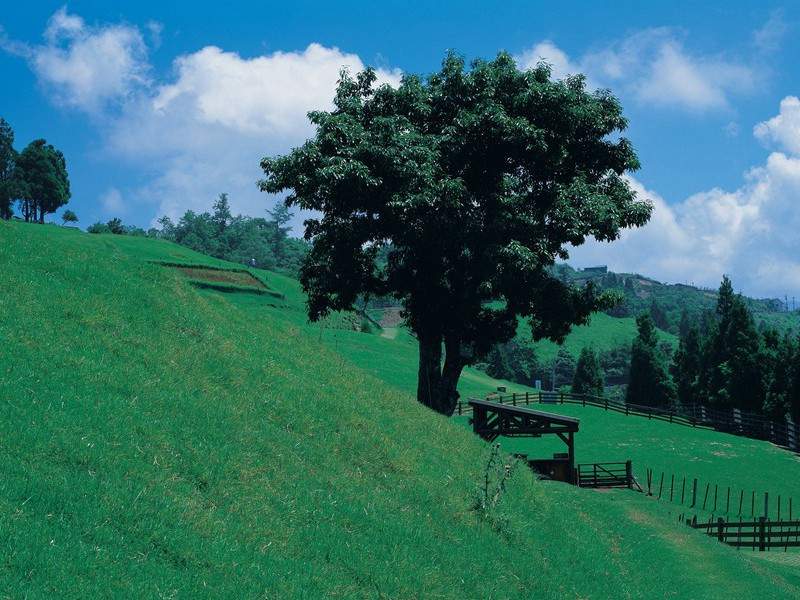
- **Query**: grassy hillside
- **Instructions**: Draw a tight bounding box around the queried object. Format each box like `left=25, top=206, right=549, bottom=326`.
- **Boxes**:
left=2, top=221, right=800, bottom=597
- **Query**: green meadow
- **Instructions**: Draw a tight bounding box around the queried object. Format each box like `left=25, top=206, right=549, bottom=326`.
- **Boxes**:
left=2, top=220, right=800, bottom=597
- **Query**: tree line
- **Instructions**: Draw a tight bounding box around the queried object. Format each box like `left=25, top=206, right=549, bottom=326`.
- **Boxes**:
left=480, top=274, right=800, bottom=424
left=0, top=117, right=71, bottom=223
left=88, top=193, right=309, bottom=276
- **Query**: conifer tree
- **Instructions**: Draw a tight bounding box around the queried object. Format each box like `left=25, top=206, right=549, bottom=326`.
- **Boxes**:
left=626, top=313, right=676, bottom=408
left=572, top=347, right=604, bottom=397
left=764, top=333, right=794, bottom=419
left=0, top=117, right=17, bottom=220
left=672, top=325, right=701, bottom=405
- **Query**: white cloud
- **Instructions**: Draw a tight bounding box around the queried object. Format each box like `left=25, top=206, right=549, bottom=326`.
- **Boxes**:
left=4, top=8, right=402, bottom=228
left=108, top=43, right=401, bottom=225
left=569, top=100, right=800, bottom=297
left=754, top=96, right=800, bottom=154
left=101, top=187, right=126, bottom=215
left=516, top=41, right=583, bottom=81
left=518, top=29, right=757, bottom=112
left=2, top=7, right=150, bottom=113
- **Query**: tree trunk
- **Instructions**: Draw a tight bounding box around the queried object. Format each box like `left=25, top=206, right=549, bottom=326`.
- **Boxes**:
left=417, top=333, right=444, bottom=413
left=416, top=334, right=464, bottom=416
left=440, top=336, right=465, bottom=416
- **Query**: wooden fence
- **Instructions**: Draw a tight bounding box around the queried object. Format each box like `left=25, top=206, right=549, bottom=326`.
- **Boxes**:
left=577, top=461, right=637, bottom=489
left=456, top=392, right=800, bottom=453
left=684, top=515, right=800, bottom=551
left=642, top=467, right=793, bottom=522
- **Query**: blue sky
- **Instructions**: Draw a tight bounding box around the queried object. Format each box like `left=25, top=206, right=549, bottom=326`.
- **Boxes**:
left=2, top=1, right=800, bottom=298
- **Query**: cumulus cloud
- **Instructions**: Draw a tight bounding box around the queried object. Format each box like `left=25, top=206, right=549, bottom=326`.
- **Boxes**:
left=569, top=99, right=800, bottom=297
left=108, top=43, right=401, bottom=224
left=517, top=28, right=757, bottom=112
left=4, top=8, right=402, bottom=226
left=754, top=96, right=800, bottom=154
left=2, top=7, right=150, bottom=113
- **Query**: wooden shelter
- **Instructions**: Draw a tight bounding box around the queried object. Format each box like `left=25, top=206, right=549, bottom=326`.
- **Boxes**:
left=468, top=399, right=580, bottom=484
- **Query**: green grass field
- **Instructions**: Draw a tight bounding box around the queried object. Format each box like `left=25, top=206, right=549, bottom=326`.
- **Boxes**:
left=2, top=220, right=800, bottom=597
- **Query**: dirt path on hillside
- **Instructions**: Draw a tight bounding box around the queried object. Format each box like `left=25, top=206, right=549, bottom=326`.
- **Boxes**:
left=379, top=307, right=404, bottom=328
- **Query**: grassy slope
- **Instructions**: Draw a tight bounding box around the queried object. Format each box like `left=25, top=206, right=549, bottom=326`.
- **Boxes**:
left=1, top=221, right=798, bottom=598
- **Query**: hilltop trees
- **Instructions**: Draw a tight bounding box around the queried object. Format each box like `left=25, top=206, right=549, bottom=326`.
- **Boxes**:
left=260, top=52, right=651, bottom=415
left=61, top=209, right=78, bottom=226
left=0, top=118, right=17, bottom=220
left=15, top=139, right=71, bottom=223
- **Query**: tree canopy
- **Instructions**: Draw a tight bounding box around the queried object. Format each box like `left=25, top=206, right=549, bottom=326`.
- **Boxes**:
left=15, top=139, right=70, bottom=223
left=0, top=118, right=17, bottom=220
left=573, top=347, right=604, bottom=397
left=260, top=51, right=652, bottom=415
left=626, top=313, right=676, bottom=408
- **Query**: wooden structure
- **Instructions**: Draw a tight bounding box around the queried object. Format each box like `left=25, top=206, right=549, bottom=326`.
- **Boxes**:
left=469, top=399, right=580, bottom=484
left=686, top=515, right=800, bottom=551
left=577, top=461, right=639, bottom=490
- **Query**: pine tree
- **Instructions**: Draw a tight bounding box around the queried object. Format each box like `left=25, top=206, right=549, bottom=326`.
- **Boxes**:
left=764, top=333, right=794, bottom=419
left=572, top=347, right=604, bottom=397
left=672, top=325, right=701, bottom=405
left=626, top=313, right=676, bottom=408
left=0, top=117, right=17, bottom=220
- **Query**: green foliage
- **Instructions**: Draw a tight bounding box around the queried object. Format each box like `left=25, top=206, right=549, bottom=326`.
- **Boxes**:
left=160, top=197, right=308, bottom=276
left=15, top=138, right=70, bottom=223
left=260, top=51, right=651, bottom=415
left=572, top=347, right=604, bottom=396
left=60, top=209, right=78, bottom=225
left=86, top=221, right=110, bottom=234
left=672, top=326, right=701, bottom=405
left=106, top=217, right=125, bottom=234
left=0, top=117, right=17, bottom=220
left=626, top=313, right=676, bottom=407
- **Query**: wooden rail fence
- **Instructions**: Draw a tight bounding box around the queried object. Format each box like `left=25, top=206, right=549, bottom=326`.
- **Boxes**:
left=456, top=392, right=800, bottom=453
left=577, top=461, right=643, bottom=491
left=684, top=515, right=800, bottom=551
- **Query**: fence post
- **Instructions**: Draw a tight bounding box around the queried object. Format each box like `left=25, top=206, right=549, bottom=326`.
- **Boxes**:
left=703, top=483, right=710, bottom=510
left=718, top=517, right=725, bottom=543
left=512, top=393, right=516, bottom=406
left=626, top=461, right=632, bottom=489
left=739, top=490, right=744, bottom=516
left=759, top=517, right=766, bottom=551
left=658, top=472, right=664, bottom=500
left=458, top=402, right=462, bottom=416
left=692, top=478, right=698, bottom=508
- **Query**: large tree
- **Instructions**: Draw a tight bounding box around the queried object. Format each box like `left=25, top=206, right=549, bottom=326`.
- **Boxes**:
left=572, top=347, right=604, bottom=397
left=260, top=52, right=651, bottom=415
left=0, top=118, right=17, bottom=220
left=626, top=313, right=676, bottom=408
left=15, top=139, right=70, bottom=223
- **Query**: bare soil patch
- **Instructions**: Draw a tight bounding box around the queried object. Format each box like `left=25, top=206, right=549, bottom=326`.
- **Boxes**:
left=176, top=267, right=266, bottom=289
left=379, top=307, right=404, bottom=327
